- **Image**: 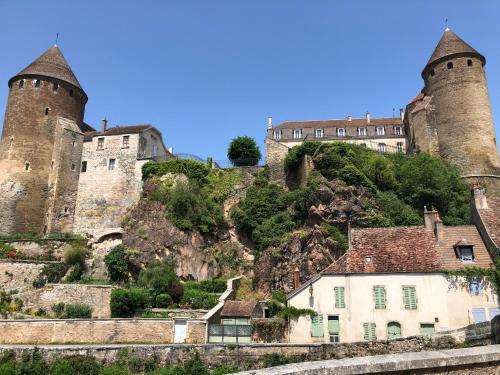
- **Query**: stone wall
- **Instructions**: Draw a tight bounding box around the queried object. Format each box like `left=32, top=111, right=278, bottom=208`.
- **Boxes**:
left=0, top=260, right=47, bottom=291
left=492, top=315, right=500, bottom=344
left=16, top=284, right=113, bottom=318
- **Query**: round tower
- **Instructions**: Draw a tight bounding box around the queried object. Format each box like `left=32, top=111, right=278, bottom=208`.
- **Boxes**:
left=422, top=28, right=500, bottom=176
left=0, top=45, right=87, bottom=234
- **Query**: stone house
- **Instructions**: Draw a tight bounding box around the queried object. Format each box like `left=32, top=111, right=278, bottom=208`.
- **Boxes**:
left=287, top=208, right=499, bottom=344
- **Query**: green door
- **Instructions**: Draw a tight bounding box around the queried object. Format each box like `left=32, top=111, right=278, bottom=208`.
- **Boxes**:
left=387, top=322, right=401, bottom=339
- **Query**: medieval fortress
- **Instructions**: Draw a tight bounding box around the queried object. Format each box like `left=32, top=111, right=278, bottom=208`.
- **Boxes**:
left=0, top=28, right=499, bottom=238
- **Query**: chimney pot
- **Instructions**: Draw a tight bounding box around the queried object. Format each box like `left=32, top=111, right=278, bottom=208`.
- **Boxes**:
left=399, top=108, right=404, bottom=121
left=293, top=267, right=300, bottom=290
left=473, top=184, right=488, bottom=209
left=101, top=118, right=108, bottom=132
left=424, top=206, right=437, bottom=231
left=267, top=116, right=273, bottom=130
left=347, top=115, right=352, bottom=122
left=366, top=112, right=371, bottom=123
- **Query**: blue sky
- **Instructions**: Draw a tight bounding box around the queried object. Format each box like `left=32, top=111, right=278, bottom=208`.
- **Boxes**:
left=1, top=1, right=499, bottom=163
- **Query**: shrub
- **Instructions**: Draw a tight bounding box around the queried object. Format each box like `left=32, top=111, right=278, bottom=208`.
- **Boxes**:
left=138, top=260, right=180, bottom=299
left=111, top=288, right=150, bottom=318
left=66, top=262, right=84, bottom=282
left=321, top=224, right=349, bottom=253
left=51, top=303, right=65, bottom=318
left=167, top=283, right=184, bottom=303
left=64, top=244, right=88, bottom=266
left=51, top=359, right=73, bottom=375
left=227, top=136, right=261, bottom=166
left=0, top=362, right=17, bottom=375
left=155, top=294, right=172, bottom=308
left=181, top=289, right=218, bottom=310
left=41, top=262, right=66, bottom=283
left=104, top=245, right=130, bottom=282
left=63, top=304, right=92, bottom=319
left=198, top=278, right=227, bottom=293
left=142, top=159, right=210, bottom=183
left=99, top=365, right=128, bottom=375
left=262, top=353, right=302, bottom=368
left=284, top=141, right=322, bottom=172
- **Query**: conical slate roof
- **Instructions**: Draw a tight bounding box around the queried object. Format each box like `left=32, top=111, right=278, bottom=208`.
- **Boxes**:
left=424, top=29, right=485, bottom=72
left=9, top=45, right=85, bottom=92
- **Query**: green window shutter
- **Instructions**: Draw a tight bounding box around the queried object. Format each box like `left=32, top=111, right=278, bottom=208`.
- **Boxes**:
left=419, top=324, right=435, bottom=335
left=328, top=317, right=340, bottom=334
left=363, top=322, right=376, bottom=341
left=335, top=287, right=345, bottom=308
left=373, top=286, right=386, bottom=309
left=311, top=315, right=324, bottom=337
left=403, top=286, right=417, bottom=309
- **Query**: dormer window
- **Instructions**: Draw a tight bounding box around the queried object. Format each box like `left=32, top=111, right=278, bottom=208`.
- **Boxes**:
left=376, top=127, right=385, bottom=136
left=273, top=130, right=282, bottom=140
left=457, top=246, right=474, bottom=262
left=394, top=126, right=402, bottom=135
left=337, top=128, right=345, bottom=137
left=358, top=127, right=366, bottom=137
left=315, top=128, right=324, bottom=138
left=292, top=129, right=302, bottom=139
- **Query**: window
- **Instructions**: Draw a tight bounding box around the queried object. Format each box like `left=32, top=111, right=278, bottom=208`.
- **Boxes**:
left=394, top=126, right=402, bottom=135
left=53, top=83, right=59, bottom=92
left=363, top=323, right=376, bottom=341
left=358, top=127, right=366, bottom=137
left=403, top=286, right=417, bottom=309
left=72, top=140, right=76, bottom=148
left=34, top=79, right=41, bottom=88
left=334, top=286, right=345, bottom=308
left=469, top=278, right=483, bottom=296
left=378, top=143, right=386, bottom=154
left=25, top=162, right=30, bottom=171
left=122, top=135, right=130, bottom=148
left=19, top=80, right=24, bottom=88
left=152, top=144, right=158, bottom=157
left=292, top=129, right=302, bottom=139
left=447, top=62, right=453, bottom=69
left=373, top=286, right=386, bottom=309
left=430, top=69, right=435, bottom=77
left=9, top=138, right=13, bottom=149
left=458, top=246, right=474, bottom=262
left=51, top=161, right=54, bottom=170
left=315, top=128, right=324, bottom=138
left=71, top=163, right=76, bottom=172
left=64, top=207, right=69, bottom=214
left=108, top=159, right=116, bottom=171
left=69, top=89, right=74, bottom=97
left=97, top=137, right=104, bottom=150
left=387, top=322, right=401, bottom=339
left=45, top=108, right=49, bottom=116
left=337, top=128, right=345, bottom=137
left=311, top=315, right=324, bottom=337
left=419, top=323, right=435, bottom=335
left=376, top=127, right=385, bottom=136
left=273, top=130, right=281, bottom=140
left=328, top=316, right=340, bottom=343
left=81, top=161, right=87, bottom=173
left=467, top=59, right=473, bottom=67
left=397, top=142, right=404, bottom=153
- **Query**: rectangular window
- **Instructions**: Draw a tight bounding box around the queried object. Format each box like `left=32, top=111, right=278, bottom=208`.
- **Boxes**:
left=363, top=322, right=376, bottom=341
left=122, top=135, right=130, bottom=148
left=403, top=286, right=417, bottom=309
left=469, top=278, right=483, bottom=296
left=152, top=144, right=158, bottom=157
left=334, top=286, right=345, bottom=308
left=292, top=129, right=302, bottom=139
left=397, top=142, right=404, bottom=153
left=71, top=163, right=76, bottom=172
left=81, top=161, right=87, bottom=173
left=315, top=128, right=324, bottom=138
left=273, top=130, right=282, bottom=140
left=472, top=308, right=487, bottom=323
left=108, top=158, right=116, bottom=171
left=311, top=315, right=324, bottom=337
left=376, top=127, right=385, bottom=136
left=395, top=126, right=402, bottom=135
left=337, top=128, right=345, bottom=137
left=358, top=127, right=366, bottom=137
left=419, top=323, right=435, bottom=335
left=97, top=137, right=104, bottom=150
left=328, top=316, right=340, bottom=343
left=373, top=286, right=386, bottom=309
left=378, top=143, right=386, bottom=154
left=458, top=247, right=474, bottom=262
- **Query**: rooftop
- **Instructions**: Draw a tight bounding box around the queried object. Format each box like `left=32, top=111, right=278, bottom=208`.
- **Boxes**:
left=83, top=125, right=153, bottom=141
left=220, top=300, right=258, bottom=317
left=274, top=117, right=402, bottom=130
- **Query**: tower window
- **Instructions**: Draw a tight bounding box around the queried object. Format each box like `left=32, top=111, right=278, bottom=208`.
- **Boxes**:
left=45, top=108, right=49, bottom=116
left=53, top=83, right=59, bottom=92
left=71, top=163, right=76, bottom=171
left=19, top=80, right=24, bottom=88
left=9, top=138, right=13, bottom=148
left=108, top=159, right=116, bottom=171
left=467, top=59, right=473, bottom=67
left=122, top=135, right=130, bottom=148
left=80, top=96, right=84, bottom=103
left=447, top=62, right=453, bottom=69
left=97, top=137, right=104, bottom=150
left=34, top=79, right=41, bottom=88
left=64, top=207, right=69, bottom=214
left=51, top=161, right=54, bottom=170
left=72, top=140, right=76, bottom=148
left=430, top=69, right=435, bottom=77
left=69, top=89, right=74, bottom=97
left=81, top=161, right=87, bottom=173
left=25, top=162, right=30, bottom=171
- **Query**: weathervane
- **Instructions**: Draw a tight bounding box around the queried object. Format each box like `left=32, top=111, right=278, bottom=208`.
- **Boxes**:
left=445, top=18, right=449, bottom=31
left=55, top=32, right=59, bottom=45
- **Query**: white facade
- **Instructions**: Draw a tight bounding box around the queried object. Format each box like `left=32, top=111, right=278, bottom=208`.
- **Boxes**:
left=287, top=273, right=498, bottom=343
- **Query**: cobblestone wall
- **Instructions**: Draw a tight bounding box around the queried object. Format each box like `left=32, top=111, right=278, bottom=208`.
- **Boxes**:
left=0, top=260, right=46, bottom=291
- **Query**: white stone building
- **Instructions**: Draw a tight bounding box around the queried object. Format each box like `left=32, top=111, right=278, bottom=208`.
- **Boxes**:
left=73, top=121, right=172, bottom=239
left=287, top=208, right=499, bottom=343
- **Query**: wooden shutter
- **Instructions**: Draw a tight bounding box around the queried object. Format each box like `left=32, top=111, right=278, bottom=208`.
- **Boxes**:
left=419, top=324, right=435, bottom=335
left=403, top=286, right=417, bottom=309
left=373, top=286, right=386, bottom=309
left=363, top=323, right=376, bottom=341
left=311, top=315, right=324, bottom=337
left=335, top=287, right=345, bottom=308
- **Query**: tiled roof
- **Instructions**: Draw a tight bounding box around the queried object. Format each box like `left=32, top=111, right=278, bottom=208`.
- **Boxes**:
left=322, top=225, right=493, bottom=275
left=274, top=117, right=402, bottom=130
left=478, top=197, right=500, bottom=248
left=424, top=29, right=485, bottom=72
left=220, top=300, right=258, bottom=317
left=10, top=45, right=85, bottom=94
left=83, top=125, right=152, bottom=141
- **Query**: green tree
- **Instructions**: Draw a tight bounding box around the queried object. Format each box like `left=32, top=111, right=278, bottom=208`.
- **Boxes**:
left=104, top=245, right=130, bottom=283
left=227, top=136, right=261, bottom=166
left=137, top=260, right=180, bottom=300
left=110, top=288, right=150, bottom=318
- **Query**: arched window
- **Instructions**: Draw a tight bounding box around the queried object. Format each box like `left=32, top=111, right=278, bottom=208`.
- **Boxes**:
left=19, top=80, right=24, bottom=88
left=430, top=69, right=435, bottom=77
left=447, top=62, right=453, bottom=69
left=53, top=83, right=59, bottom=92
left=69, top=89, right=74, bottom=97
left=467, top=59, right=473, bottom=67
left=387, top=322, right=401, bottom=339
left=34, top=79, right=41, bottom=88
left=45, top=108, right=49, bottom=116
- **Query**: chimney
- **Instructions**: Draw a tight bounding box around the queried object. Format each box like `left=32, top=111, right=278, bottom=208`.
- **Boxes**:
left=472, top=183, right=488, bottom=209
left=101, top=118, right=108, bottom=132
left=267, top=116, right=273, bottom=130
left=434, top=216, right=444, bottom=240
left=423, top=206, right=437, bottom=231
left=366, top=112, right=371, bottom=124
left=347, top=115, right=352, bottom=122
left=399, top=108, right=404, bottom=121
left=347, top=219, right=352, bottom=250
left=293, top=267, right=300, bottom=290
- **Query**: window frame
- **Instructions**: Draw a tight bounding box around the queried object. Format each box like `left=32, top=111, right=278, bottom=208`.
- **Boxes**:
left=334, top=286, right=345, bottom=308
left=397, top=142, right=404, bottom=153
left=469, top=277, right=483, bottom=296
left=394, top=126, right=402, bottom=136
left=311, top=314, right=324, bottom=337
left=315, top=128, right=324, bottom=138
left=108, top=158, right=116, bottom=171
left=363, top=322, right=376, bottom=341
left=402, top=286, right=417, bottom=310
left=97, top=137, right=105, bottom=150
left=378, top=143, right=386, bottom=154
left=457, top=246, right=474, bottom=263
left=337, top=128, right=346, bottom=137
left=292, top=128, right=302, bottom=139
left=358, top=127, right=366, bottom=137
left=122, top=135, right=130, bottom=148
left=273, top=129, right=282, bottom=140
left=81, top=161, right=87, bottom=173
left=373, top=286, right=386, bottom=309
left=376, top=127, right=385, bottom=136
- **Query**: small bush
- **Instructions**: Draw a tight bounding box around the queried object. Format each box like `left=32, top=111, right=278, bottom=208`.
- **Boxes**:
left=111, top=288, right=151, bottom=318
left=155, top=294, right=172, bottom=308
left=198, top=278, right=227, bottom=293
left=227, top=136, right=261, bottom=166
left=51, top=303, right=65, bottom=318
left=142, top=159, right=210, bottom=183
left=63, top=304, right=92, bottom=319
left=138, top=260, right=180, bottom=299
left=99, top=365, right=128, bottom=375
left=181, top=289, right=218, bottom=310
left=64, top=245, right=88, bottom=266
left=104, top=245, right=130, bottom=283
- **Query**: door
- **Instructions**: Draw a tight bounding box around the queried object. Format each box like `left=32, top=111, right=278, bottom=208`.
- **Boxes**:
left=387, top=322, right=401, bottom=339
left=328, top=316, right=340, bottom=343
left=174, top=320, right=187, bottom=343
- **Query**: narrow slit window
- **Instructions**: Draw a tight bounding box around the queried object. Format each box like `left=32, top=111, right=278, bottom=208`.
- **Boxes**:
left=81, top=161, right=87, bottom=173
left=25, top=162, right=30, bottom=171
left=447, top=62, right=453, bottom=69
left=45, top=108, right=49, bottom=116
left=69, top=89, right=74, bottom=97
left=19, top=80, right=24, bottom=88
left=34, top=79, right=41, bottom=88
left=71, top=163, right=76, bottom=172
left=53, top=83, right=59, bottom=92
left=430, top=69, right=435, bottom=76
left=467, top=59, right=473, bottom=67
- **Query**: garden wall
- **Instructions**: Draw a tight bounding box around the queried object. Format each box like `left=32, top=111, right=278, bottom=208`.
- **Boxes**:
left=0, top=260, right=48, bottom=291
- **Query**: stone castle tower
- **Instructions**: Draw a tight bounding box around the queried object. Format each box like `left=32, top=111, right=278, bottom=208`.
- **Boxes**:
left=407, top=29, right=500, bottom=181
left=0, top=45, right=88, bottom=235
